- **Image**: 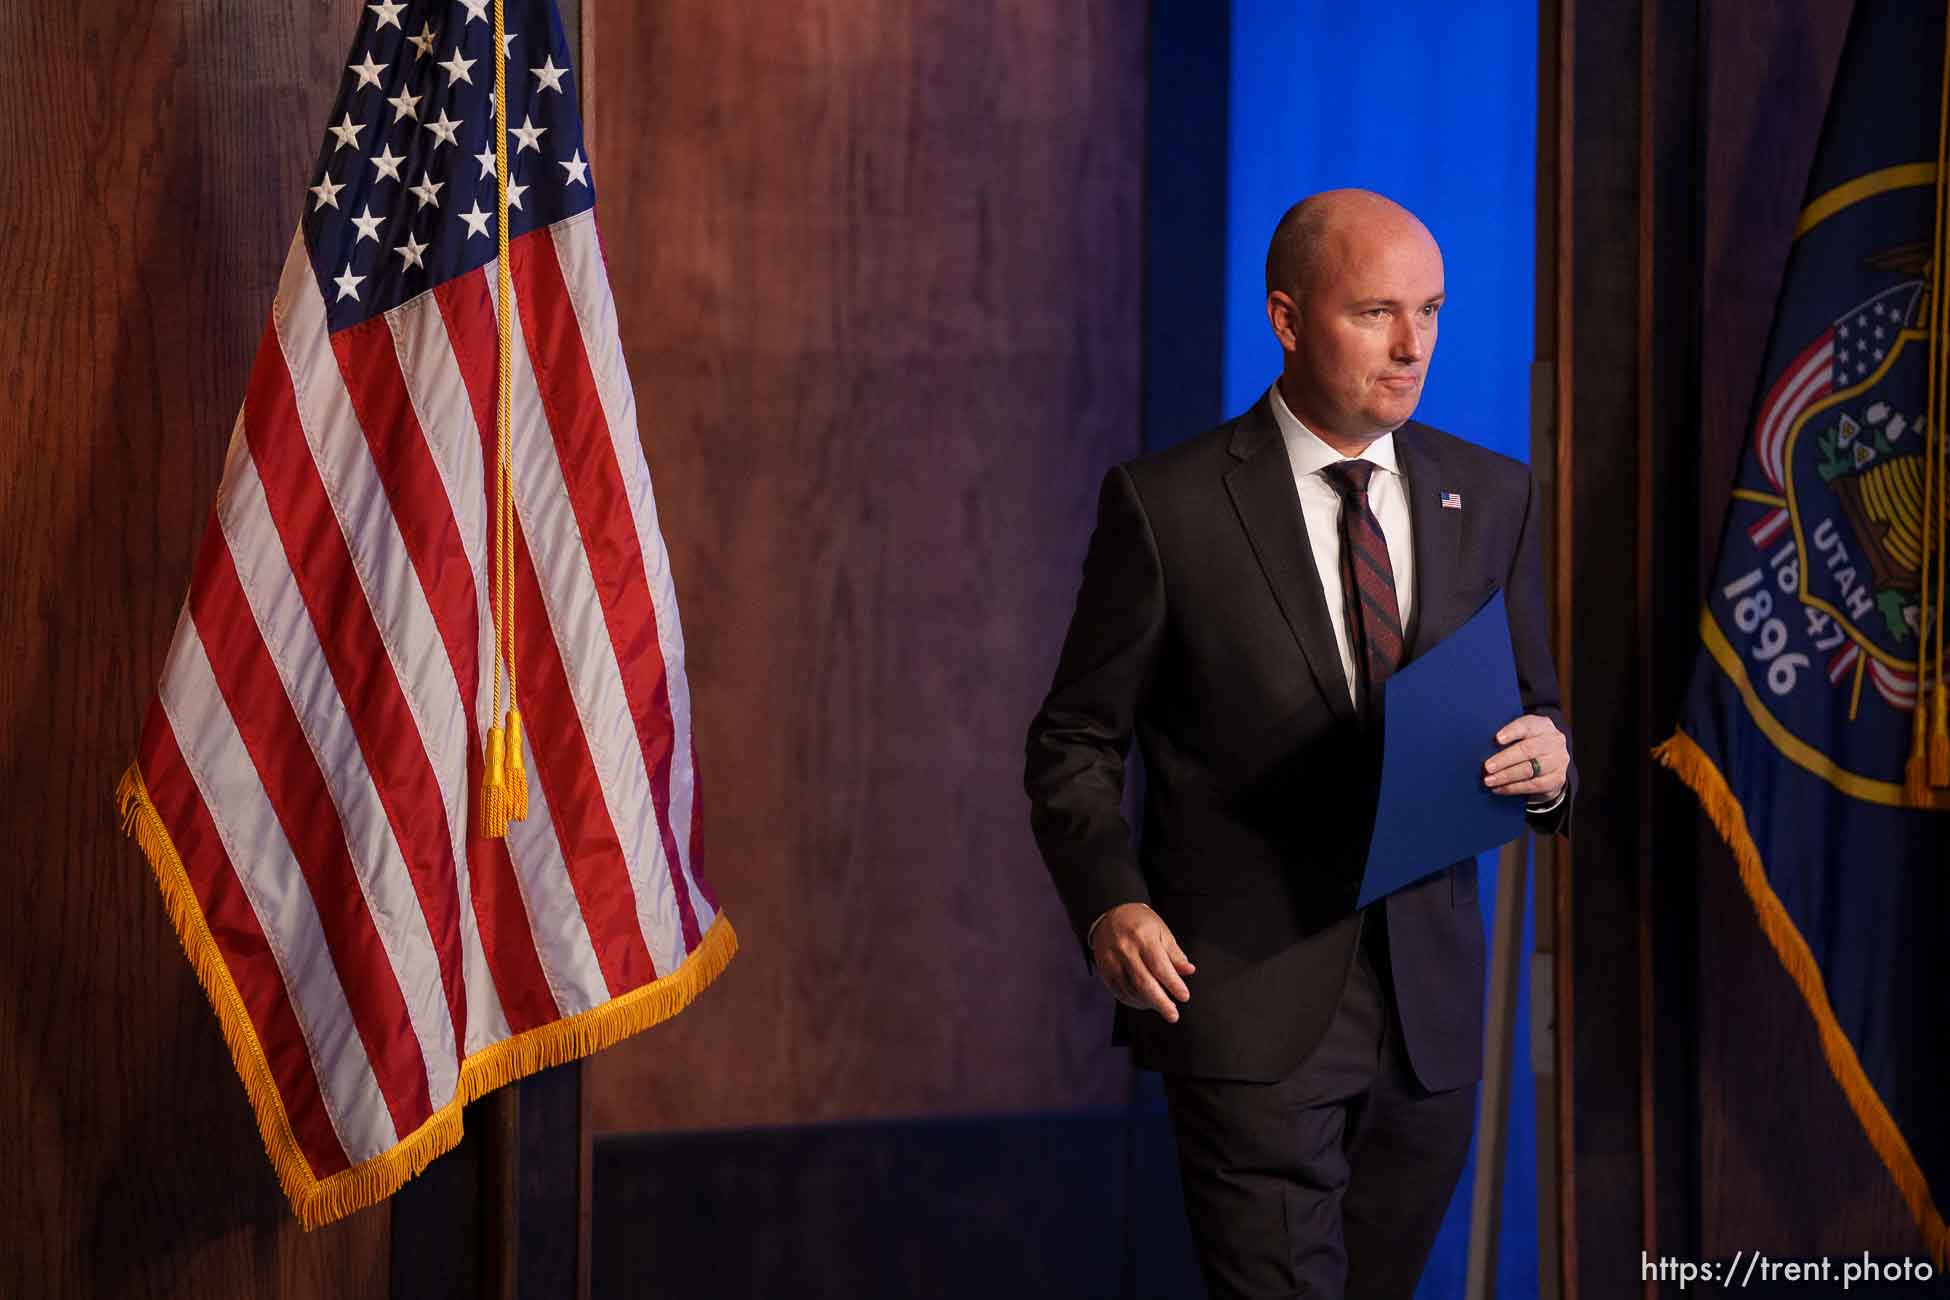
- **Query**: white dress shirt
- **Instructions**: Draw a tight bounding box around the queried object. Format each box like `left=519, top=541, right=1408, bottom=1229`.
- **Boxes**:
left=1268, top=382, right=1565, bottom=814
left=1268, top=383, right=1414, bottom=712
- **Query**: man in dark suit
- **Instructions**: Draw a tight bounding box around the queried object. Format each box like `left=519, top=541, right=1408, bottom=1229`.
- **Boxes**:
left=1024, top=189, right=1574, bottom=1299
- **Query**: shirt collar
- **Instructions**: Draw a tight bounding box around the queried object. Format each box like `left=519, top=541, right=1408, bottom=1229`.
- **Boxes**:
left=1267, top=381, right=1401, bottom=480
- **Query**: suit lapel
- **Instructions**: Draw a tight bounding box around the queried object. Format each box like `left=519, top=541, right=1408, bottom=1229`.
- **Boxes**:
left=1223, top=397, right=1358, bottom=727
left=1395, top=423, right=1463, bottom=661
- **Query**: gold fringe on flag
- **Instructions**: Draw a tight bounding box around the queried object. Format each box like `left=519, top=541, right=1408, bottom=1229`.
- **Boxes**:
left=116, top=763, right=736, bottom=1230
left=1652, top=733, right=1948, bottom=1267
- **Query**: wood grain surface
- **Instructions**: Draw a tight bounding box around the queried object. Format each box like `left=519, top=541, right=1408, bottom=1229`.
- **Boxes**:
left=1549, top=0, right=1932, bottom=1287
left=1694, top=0, right=1922, bottom=1258
left=0, top=0, right=390, bottom=1295
left=580, top=0, right=1146, bottom=1132
left=1560, top=0, right=1661, bottom=1287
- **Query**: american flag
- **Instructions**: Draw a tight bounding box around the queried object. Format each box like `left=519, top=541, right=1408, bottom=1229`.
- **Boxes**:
left=1751, top=282, right=1922, bottom=497
left=116, top=0, right=733, bottom=1229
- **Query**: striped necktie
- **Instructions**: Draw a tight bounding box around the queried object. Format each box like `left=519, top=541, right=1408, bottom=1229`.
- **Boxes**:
left=1321, top=459, right=1403, bottom=716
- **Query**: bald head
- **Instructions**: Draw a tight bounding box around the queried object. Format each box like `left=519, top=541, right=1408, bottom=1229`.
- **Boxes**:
left=1262, top=189, right=1445, bottom=449
left=1264, top=189, right=1437, bottom=301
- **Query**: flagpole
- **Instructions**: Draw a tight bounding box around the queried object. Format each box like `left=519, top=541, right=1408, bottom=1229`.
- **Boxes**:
left=482, top=3, right=591, bottom=1293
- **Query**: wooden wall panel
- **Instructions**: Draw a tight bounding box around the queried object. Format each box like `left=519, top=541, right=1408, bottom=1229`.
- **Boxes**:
left=1558, top=0, right=1654, bottom=1288
left=581, top=0, right=1145, bottom=1131
left=0, top=1, right=390, bottom=1295
left=1694, top=0, right=1921, bottom=1258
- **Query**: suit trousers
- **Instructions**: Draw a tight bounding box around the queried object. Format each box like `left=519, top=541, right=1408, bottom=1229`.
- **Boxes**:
left=1161, top=906, right=1478, bottom=1300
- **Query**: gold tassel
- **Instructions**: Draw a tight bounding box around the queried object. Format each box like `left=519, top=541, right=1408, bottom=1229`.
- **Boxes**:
left=1931, top=683, right=1949, bottom=787
left=504, top=708, right=529, bottom=821
left=1905, top=706, right=1932, bottom=806
left=480, top=724, right=510, bottom=838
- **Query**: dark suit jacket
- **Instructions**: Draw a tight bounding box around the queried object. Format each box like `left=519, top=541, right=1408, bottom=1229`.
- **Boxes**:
left=1024, top=394, right=1574, bottom=1089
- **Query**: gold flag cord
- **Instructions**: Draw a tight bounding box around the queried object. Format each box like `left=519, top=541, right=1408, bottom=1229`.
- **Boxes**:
left=1934, top=11, right=1950, bottom=790
left=480, top=0, right=527, bottom=837
left=1912, top=9, right=1950, bottom=802
left=1931, top=3, right=1947, bottom=792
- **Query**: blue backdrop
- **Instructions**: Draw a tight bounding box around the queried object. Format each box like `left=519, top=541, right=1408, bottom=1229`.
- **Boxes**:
left=1223, top=4, right=1541, bottom=1297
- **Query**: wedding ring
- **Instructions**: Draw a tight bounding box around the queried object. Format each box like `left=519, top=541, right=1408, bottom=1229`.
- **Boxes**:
left=1528, top=758, right=1541, bottom=780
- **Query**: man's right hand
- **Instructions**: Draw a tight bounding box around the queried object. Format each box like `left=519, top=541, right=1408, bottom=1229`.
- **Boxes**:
left=1090, top=902, right=1196, bottom=1023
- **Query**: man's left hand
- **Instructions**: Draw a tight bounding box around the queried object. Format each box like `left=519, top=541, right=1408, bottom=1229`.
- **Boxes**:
left=1483, top=714, right=1568, bottom=801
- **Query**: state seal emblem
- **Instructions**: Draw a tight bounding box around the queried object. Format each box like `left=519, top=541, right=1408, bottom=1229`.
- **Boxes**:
left=1706, top=175, right=1950, bottom=809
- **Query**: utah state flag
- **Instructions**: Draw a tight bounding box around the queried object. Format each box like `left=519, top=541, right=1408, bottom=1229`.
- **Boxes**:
left=1657, top=0, right=1950, bottom=1263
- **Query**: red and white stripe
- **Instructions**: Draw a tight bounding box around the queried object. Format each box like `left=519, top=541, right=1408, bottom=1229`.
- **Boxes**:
left=1826, top=641, right=1860, bottom=686
left=135, top=211, right=719, bottom=1178
left=1754, top=332, right=1834, bottom=491
left=1870, top=659, right=1918, bottom=709
left=1746, top=507, right=1791, bottom=550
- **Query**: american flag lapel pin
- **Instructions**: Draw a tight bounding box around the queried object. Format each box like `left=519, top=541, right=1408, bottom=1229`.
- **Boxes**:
left=1440, top=491, right=1463, bottom=510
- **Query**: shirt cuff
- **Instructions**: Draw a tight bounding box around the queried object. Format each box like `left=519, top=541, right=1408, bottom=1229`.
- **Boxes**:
left=1526, top=784, right=1567, bottom=814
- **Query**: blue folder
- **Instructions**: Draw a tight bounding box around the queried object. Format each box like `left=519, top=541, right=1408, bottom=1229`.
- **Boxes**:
left=1357, top=590, right=1529, bottom=907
